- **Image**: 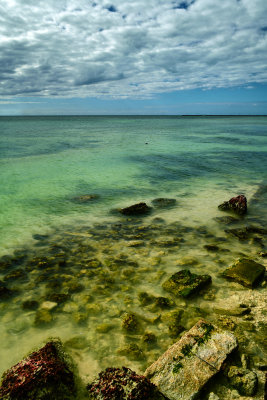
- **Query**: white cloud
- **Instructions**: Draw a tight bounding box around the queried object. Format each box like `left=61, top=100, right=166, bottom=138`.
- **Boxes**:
left=0, top=0, right=266, bottom=98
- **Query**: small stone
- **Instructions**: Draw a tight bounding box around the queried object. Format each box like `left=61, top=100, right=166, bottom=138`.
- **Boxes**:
left=96, top=323, right=114, bottom=333
left=208, top=393, right=219, bottom=400
left=162, top=270, right=212, bottom=298
left=222, top=258, right=265, bottom=288
left=72, top=194, right=99, bottom=203
left=204, top=244, right=220, bottom=252
left=73, top=312, right=88, bottom=324
left=227, top=366, right=258, bottom=396
left=40, top=301, right=58, bottom=311
left=34, top=309, right=53, bottom=326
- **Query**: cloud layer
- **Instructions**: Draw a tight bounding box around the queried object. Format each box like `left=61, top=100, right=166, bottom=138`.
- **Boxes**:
left=0, top=0, right=267, bottom=98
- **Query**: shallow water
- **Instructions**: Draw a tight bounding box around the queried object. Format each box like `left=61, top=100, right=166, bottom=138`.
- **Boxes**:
left=0, top=116, right=266, bottom=391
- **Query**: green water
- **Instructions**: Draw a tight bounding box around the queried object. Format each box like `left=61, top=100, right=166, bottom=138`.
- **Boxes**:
left=0, top=116, right=266, bottom=391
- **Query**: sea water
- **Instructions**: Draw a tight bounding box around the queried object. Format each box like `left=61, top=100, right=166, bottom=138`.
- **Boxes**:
left=0, top=116, right=266, bottom=386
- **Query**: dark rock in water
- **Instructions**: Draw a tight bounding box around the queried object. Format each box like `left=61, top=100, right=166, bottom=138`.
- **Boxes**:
left=4, top=268, right=27, bottom=282
left=225, top=225, right=267, bottom=241
left=204, top=244, right=220, bottom=252
left=71, top=194, right=100, bottom=203
left=222, top=258, right=265, bottom=288
left=227, top=366, right=258, bottom=396
left=152, top=198, right=177, bottom=209
left=145, top=319, right=237, bottom=400
left=0, top=340, right=77, bottom=400
left=214, top=216, right=239, bottom=224
left=32, top=234, right=49, bottom=241
left=218, top=194, right=247, bottom=215
left=22, top=300, right=39, bottom=310
left=0, top=281, right=13, bottom=300
left=162, top=270, right=212, bottom=298
left=45, top=293, right=70, bottom=304
left=120, top=202, right=152, bottom=216
left=87, top=367, right=164, bottom=400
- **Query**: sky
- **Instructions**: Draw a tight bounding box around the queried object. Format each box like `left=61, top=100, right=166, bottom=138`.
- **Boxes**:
left=0, top=0, right=267, bottom=115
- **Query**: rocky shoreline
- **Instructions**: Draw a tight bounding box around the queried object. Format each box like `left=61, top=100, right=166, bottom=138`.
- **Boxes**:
left=0, top=189, right=266, bottom=399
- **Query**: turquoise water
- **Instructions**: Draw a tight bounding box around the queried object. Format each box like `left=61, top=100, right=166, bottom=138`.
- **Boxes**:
left=1, top=116, right=266, bottom=253
left=0, top=116, right=266, bottom=388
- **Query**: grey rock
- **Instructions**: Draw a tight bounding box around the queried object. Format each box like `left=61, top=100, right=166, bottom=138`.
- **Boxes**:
left=145, top=319, right=237, bottom=400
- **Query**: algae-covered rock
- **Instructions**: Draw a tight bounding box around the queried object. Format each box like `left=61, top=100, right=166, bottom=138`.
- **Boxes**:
left=0, top=340, right=77, bottom=400
left=138, top=291, right=156, bottom=306
left=162, top=270, right=212, bottom=298
left=96, top=323, right=114, bottom=333
left=117, top=343, right=144, bottom=360
left=227, top=366, right=258, bottom=396
left=120, top=202, right=152, bottom=216
left=122, top=312, right=140, bottom=332
left=145, top=319, right=238, bottom=400
left=87, top=367, right=164, bottom=400
left=34, top=309, right=53, bottom=326
left=222, top=258, right=265, bottom=288
left=142, top=332, right=157, bottom=344
left=45, top=293, right=70, bottom=304
left=218, top=194, right=247, bottom=215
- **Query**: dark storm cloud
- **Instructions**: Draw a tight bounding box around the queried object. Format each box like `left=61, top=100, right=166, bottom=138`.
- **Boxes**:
left=0, top=0, right=266, bottom=98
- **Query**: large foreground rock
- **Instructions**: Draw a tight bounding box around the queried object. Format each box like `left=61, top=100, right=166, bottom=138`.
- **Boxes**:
left=0, top=340, right=77, bottom=400
left=87, top=367, right=165, bottom=399
left=145, top=319, right=238, bottom=400
left=162, top=270, right=212, bottom=297
left=218, top=194, right=247, bottom=215
left=222, top=258, right=265, bottom=288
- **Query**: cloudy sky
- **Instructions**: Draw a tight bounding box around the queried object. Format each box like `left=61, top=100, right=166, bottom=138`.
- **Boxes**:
left=0, top=0, right=267, bottom=115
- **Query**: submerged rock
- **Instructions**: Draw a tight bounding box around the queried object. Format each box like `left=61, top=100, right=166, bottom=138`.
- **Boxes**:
left=120, top=202, right=152, bottom=216
left=122, top=312, right=141, bottom=332
left=218, top=194, right=247, bottom=215
left=0, top=340, right=77, bottom=400
left=87, top=367, right=164, bottom=400
left=71, top=194, right=100, bottom=203
left=227, top=366, right=258, bottom=396
left=0, top=281, right=13, bottom=300
left=222, top=258, right=265, bottom=288
left=151, top=198, right=177, bottom=209
left=162, top=270, right=212, bottom=298
left=145, top=319, right=238, bottom=400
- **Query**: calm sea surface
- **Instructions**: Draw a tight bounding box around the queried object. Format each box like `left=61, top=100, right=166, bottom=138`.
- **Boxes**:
left=0, top=116, right=266, bottom=386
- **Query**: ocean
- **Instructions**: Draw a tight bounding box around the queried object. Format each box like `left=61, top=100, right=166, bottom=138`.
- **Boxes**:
left=0, top=116, right=266, bottom=386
